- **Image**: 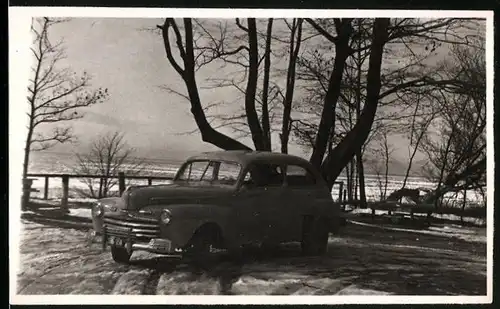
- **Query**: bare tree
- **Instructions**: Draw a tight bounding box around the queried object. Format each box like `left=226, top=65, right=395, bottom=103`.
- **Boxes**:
left=294, top=18, right=481, bottom=187
left=400, top=93, right=440, bottom=189
left=158, top=17, right=482, bottom=192
left=160, top=17, right=390, bottom=189
left=24, top=17, right=109, bottom=180
left=420, top=39, right=486, bottom=205
left=371, top=128, right=394, bottom=201
left=73, top=132, right=147, bottom=198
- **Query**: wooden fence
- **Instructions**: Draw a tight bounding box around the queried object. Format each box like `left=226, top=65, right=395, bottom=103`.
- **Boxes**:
left=23, top=172, right=174, bottom=210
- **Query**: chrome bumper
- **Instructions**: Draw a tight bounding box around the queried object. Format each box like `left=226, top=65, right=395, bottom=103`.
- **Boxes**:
left=87, top=229, right=182, bottom=258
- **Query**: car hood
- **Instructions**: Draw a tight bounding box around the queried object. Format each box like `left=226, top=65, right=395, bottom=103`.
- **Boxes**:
left=122, top=183, right=235, bottom=210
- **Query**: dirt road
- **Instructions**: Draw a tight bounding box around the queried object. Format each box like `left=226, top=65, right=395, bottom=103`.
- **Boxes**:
left=15, top=216, right=486, bottom=295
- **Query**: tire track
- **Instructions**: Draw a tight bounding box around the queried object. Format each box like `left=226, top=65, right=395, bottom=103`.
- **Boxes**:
left=18, top=255, right=84, bottom=293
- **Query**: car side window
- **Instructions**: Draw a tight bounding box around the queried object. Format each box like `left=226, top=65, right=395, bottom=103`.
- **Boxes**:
left=285, top=164, right=316, bottom=186
left=242, top=163, right=284, bottom=188
left=215, top=161, right=241, bottom=186
left=178, top=161, right=214, bottom=182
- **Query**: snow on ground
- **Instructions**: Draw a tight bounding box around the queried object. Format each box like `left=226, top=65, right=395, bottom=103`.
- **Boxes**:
left=349, top=208, right=485, bottom=226
left=15, top=217, right=487, bottom=296
left=348, top=220, right=486, bottom=243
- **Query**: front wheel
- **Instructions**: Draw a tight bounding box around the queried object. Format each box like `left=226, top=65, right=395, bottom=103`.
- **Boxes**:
left=184, top=232, right=221, bottom=269
left=301, top=217, right=329, bottom=256
left=111, top=245, right=132, bottom=264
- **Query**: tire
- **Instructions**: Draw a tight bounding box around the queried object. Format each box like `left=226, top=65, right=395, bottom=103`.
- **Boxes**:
left=301, top=216, right=329, bottom=256
left=184, top=227, right=222, bottom=269
left=111, top=245, right=132, bottom=264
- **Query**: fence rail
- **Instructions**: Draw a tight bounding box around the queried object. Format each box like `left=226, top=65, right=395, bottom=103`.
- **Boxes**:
left=22, top=172, right=175, bottom=210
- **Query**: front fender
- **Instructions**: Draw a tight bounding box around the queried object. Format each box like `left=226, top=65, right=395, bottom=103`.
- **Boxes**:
left=141, top=204, right=231, bottom=248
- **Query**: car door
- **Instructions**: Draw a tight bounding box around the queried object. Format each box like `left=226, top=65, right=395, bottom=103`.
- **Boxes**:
left=233, top=163, right=285, bottom=245
left=280, top=164, right=320, bottom=242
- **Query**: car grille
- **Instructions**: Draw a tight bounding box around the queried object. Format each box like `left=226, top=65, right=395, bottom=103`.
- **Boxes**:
left=103, top=213, right=159, bottom=240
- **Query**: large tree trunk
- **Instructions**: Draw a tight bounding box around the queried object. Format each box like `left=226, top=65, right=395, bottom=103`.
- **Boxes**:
left=245, top=18, right=266, bottom=151
left=320, top=18, right=390, bottom=189
left=161, top=18, right=251, bottom=151
left=309, top=19, right=353, bottom=169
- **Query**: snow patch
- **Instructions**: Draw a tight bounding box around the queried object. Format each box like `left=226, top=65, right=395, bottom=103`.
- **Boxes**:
left=156, top=272, right=220, bottom=295
left=111, top=269, right=151, bottom=295
left=336, top=284, right=393, bottom=295
left=231, top=275, right=302, bottom=295
left=69, top=208, right=92, bottom=220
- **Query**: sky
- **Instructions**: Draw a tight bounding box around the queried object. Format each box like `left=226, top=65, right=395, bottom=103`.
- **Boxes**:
left=25, top=17, right=458, bottom=172
left=41, top=18, right=218, bottom=160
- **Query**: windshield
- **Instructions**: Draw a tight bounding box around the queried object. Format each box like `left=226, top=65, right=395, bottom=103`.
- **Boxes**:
left=175, top=160, right=242, bottom=186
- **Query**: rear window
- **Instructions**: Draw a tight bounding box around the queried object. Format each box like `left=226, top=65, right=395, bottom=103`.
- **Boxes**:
left=286, top=164, right=316, bottom=186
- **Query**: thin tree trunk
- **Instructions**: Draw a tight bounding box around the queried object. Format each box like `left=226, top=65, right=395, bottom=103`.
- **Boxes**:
left=281, top=19, right=303, bottom=154
left=402, top=100, right=434, bottom=189
left=22, top=125, right=34, bottom=180
left=261, top=18, right=273, bottom=151
left=383, top=137, right=389, bottom=200
left=22, top=122, right=34, bottom=210
left=345, top=164, right=352, bottom=201
left=355, top=21, right=367, bottom=208
left=354, top=168, right=359, bottom=201
left=461, top=187, right=467, bottom=224
left=349, top=159, right=355, bottom=201
left=357, top=151, right=367, bottom=207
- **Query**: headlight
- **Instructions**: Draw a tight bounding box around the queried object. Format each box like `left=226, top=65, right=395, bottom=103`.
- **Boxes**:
left=92, top=202, right=104, bottom=217
left=160, top=209, right=172, bottom=224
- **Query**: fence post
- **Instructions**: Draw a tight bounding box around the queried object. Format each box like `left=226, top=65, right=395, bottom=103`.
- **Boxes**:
left=61, top=175, right=69, bottom=212
left=119, top=172, right=126, bottom=196
left=148, top=178, right=152, bottom=186
left=21, top=178, right=33, bottom=211
left=338, top=182, right=344, bottom=203
left=43, top=176, right=49, bottom=200
left=461, top=188, right=467, bottom=224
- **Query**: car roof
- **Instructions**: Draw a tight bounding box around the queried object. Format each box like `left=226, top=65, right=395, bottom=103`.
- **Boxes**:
left=186, top=150, right=314, bottom=168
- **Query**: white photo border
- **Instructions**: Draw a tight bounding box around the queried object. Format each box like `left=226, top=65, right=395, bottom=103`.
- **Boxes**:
left=8, top=6, right=494, bottom=305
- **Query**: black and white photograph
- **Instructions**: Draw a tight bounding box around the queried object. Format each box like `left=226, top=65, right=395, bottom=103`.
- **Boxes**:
left=9, top=7, right=493, bottom=304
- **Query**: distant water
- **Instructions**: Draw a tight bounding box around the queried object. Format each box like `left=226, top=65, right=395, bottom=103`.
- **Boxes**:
left=28, top=151, right=183, bottom=177
left=25, top=151, right=483, bottom=203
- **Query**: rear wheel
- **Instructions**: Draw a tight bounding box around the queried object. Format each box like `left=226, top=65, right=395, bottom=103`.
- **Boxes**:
left=301, top=216, right=329, bottom=256
left=111, top=245, right=132, bottom=264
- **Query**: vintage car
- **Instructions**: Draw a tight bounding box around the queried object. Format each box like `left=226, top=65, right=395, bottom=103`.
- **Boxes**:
left=89, top=150, right=342, bottom=264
